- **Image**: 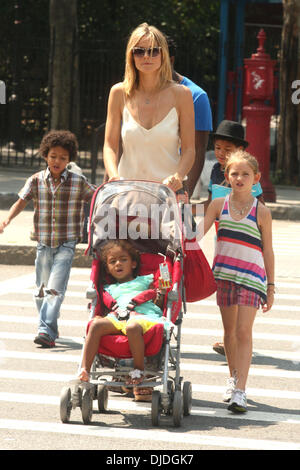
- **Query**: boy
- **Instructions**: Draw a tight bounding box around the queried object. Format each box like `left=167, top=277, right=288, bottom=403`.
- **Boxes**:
left=0, top=130, right=95, bottom=347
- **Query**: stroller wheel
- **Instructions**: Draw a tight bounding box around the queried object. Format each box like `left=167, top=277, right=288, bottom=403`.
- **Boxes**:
left=172, top=390, right=183, bottom=427
left=97, top=385, right=108, bottom=412
left=60, top=386, right=72, bottom=423
left=81, top=387, right=93, bottom=424
left=182, top=381, right=192, bottom=416
left=166, top=380, right=174, bottom=415
left=151, top=390, right=161, bottom=427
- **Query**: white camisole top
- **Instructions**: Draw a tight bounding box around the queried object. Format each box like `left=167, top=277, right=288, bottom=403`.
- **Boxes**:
left=118, top=105, right=180, bottom=182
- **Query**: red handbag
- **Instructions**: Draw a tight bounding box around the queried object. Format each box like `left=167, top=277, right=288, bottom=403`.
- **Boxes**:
left=183, top=238, right=217, bottom=302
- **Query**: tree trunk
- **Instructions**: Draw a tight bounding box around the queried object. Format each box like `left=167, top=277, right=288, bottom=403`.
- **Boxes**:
left=49, top=0, right=80, bottom=134
left=277, top=0, right=300, bottom=184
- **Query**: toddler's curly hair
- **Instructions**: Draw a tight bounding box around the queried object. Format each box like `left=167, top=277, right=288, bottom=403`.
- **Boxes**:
left=39, top=130, right=78, bottom=161
left=99, top=240, right=141, bottom=281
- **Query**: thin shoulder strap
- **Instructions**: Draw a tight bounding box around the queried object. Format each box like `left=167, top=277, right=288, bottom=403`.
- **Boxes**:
left=217, top=194, right=229, bottom=221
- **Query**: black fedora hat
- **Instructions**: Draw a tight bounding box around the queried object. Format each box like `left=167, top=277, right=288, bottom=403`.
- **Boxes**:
left=212, top=120, right=248, bottom=148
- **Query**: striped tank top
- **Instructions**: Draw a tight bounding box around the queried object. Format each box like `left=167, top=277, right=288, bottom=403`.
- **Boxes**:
left=213, top=195, right=267, bottom=302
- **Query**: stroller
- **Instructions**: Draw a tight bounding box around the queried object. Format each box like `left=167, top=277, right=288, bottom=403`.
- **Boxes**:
left=60, top=180, right=192, bottom=427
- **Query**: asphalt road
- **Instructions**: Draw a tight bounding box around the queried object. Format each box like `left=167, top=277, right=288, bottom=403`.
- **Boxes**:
left=0, top=220, right=300, bottom=452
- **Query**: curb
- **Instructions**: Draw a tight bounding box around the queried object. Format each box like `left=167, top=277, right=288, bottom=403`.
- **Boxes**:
left=265, top=203, right=300, bottom=221
left=0, top=194, right=33, bottom=210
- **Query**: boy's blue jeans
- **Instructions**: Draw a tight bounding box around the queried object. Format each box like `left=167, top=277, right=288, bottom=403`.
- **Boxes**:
left=34, top=241, right=76, bottom=341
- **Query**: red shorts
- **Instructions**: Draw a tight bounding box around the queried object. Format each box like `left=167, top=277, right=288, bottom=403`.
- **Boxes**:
left=216, top=280, right=262, bottom=309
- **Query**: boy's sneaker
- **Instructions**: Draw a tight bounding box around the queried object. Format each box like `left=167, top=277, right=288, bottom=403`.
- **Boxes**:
left=34, top=333, right=55, bottom=348
left=228, top=389, right=247, bottom=413
left=223, top=377, right=236, bottom=402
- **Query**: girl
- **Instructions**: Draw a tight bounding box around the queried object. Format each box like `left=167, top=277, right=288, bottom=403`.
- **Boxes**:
left=103, top=22, right=195, bottom=193
left=78, top=240, right=169, bottom=401
left=204, top=150, right=275, bottom=413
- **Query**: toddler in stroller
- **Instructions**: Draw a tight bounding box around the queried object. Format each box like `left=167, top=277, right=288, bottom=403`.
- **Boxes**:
left=78, top=239, right=172, bottom=401
left=60, top=180, right=193, bottom=427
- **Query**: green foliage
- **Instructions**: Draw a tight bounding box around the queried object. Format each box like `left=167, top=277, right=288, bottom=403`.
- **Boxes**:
left=0, top=0, right=220, bottom=91
left=77, top=0, right=220, bottom=92
left=0, top=0, right=220, bottom=146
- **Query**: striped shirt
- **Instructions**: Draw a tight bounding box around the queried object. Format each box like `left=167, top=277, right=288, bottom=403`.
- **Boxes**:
left=19, top=168, right=95, bottom=247
left=212, top=195, right=267, bottom=302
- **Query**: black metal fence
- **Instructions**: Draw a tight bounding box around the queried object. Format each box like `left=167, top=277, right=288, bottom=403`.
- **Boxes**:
left=0, top=26, right=280, bottom=175
left=0, top=34, right=218, bottom=175
left=0, top=38, right=123, bottom=172
left=0, top=38, right=50, bottom=168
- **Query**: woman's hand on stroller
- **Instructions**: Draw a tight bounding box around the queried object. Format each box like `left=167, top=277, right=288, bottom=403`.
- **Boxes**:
left=163, top=172, right=183, bottom=192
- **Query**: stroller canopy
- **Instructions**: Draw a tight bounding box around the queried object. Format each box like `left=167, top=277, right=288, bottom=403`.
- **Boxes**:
left=90, top=180, right=184, bottom=255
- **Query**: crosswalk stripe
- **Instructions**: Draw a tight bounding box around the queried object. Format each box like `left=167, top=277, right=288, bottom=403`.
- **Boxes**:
left=1, top=312, right=300, bottom=341
left=182, top=328, right=300, bottom=342
left=0, top=300, right=86, bottom=311
left=2, top=297, right=300, bottom=313
left=2, top=344, right=299, bottom=363
left=190, top=300, right=300, bottom=312
left=2, top=336, right=299, bottom=363
left=185, top=312, right=300, bottom=327
left=0, top=418, right=299, bottom=450
left=0, top=273, right=35, bottom=294
left=1, top=329, right=300, bottom=360
left=181, top=344, right=300, bottom=361
left=1, top=370, right=300, bottom=400
left=2, top=312, right=300, bottom=329
left=1, top=350, right=299, bottom=379
left=9, top=287, right=300, bottom=302
left=0, top=331, right=84, bottom=343
left=0, top=392, right=300, bottom=426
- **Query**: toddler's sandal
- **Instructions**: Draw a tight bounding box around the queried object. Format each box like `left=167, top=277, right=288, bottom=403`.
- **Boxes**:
left=134, top=386, right=153, bottom=402
left=125, top=369, right=144, bottom=385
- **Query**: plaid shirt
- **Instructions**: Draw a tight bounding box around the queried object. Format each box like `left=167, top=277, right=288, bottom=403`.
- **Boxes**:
left=19, top=168, right=95, bottom=247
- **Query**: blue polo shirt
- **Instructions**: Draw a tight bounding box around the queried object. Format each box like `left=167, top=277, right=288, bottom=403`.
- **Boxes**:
left=180, top=76, right=213, bottom=132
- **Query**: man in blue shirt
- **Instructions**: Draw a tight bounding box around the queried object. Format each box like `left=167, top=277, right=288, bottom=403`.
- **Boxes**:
left=167, top=37, right=213, bottom=198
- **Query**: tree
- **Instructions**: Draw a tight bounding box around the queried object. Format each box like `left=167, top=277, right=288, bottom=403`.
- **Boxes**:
left=49, top=0, right=80, bottom=134
left=277, top=0, right=300, bottom=184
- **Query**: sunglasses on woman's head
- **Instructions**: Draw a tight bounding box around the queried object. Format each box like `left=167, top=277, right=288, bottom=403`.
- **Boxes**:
left=132, top=47, right=161, bottom=57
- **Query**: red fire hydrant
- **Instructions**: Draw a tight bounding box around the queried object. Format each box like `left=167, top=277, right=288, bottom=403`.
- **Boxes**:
left=243, top=29, right=276, bottom=202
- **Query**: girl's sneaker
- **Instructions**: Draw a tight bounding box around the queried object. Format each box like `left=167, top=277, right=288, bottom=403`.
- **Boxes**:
left=223, top=376, right=236, bottom=402
left=228, top=389, right=247, bottom=413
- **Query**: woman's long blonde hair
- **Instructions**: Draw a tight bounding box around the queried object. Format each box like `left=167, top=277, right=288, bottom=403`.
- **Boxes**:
left=123, top=23, right=172, bottom=97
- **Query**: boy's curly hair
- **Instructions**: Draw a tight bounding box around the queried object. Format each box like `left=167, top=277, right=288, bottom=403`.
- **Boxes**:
left=39, top=130, right=78, bottom=161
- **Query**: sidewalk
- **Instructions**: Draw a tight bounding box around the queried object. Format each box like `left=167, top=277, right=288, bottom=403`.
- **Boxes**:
left=1, top=166, right=300, bottom=267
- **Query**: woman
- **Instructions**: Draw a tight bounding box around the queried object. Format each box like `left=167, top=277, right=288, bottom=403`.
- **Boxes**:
left=103, top=23, right=195, bottom=193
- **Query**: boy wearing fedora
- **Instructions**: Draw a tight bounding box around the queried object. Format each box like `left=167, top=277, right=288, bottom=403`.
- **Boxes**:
left=203, top=120, right=263, bottom=211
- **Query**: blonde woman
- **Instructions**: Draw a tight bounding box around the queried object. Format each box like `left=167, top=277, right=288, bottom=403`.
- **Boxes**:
left=103, top=23, right=195, bottom=193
